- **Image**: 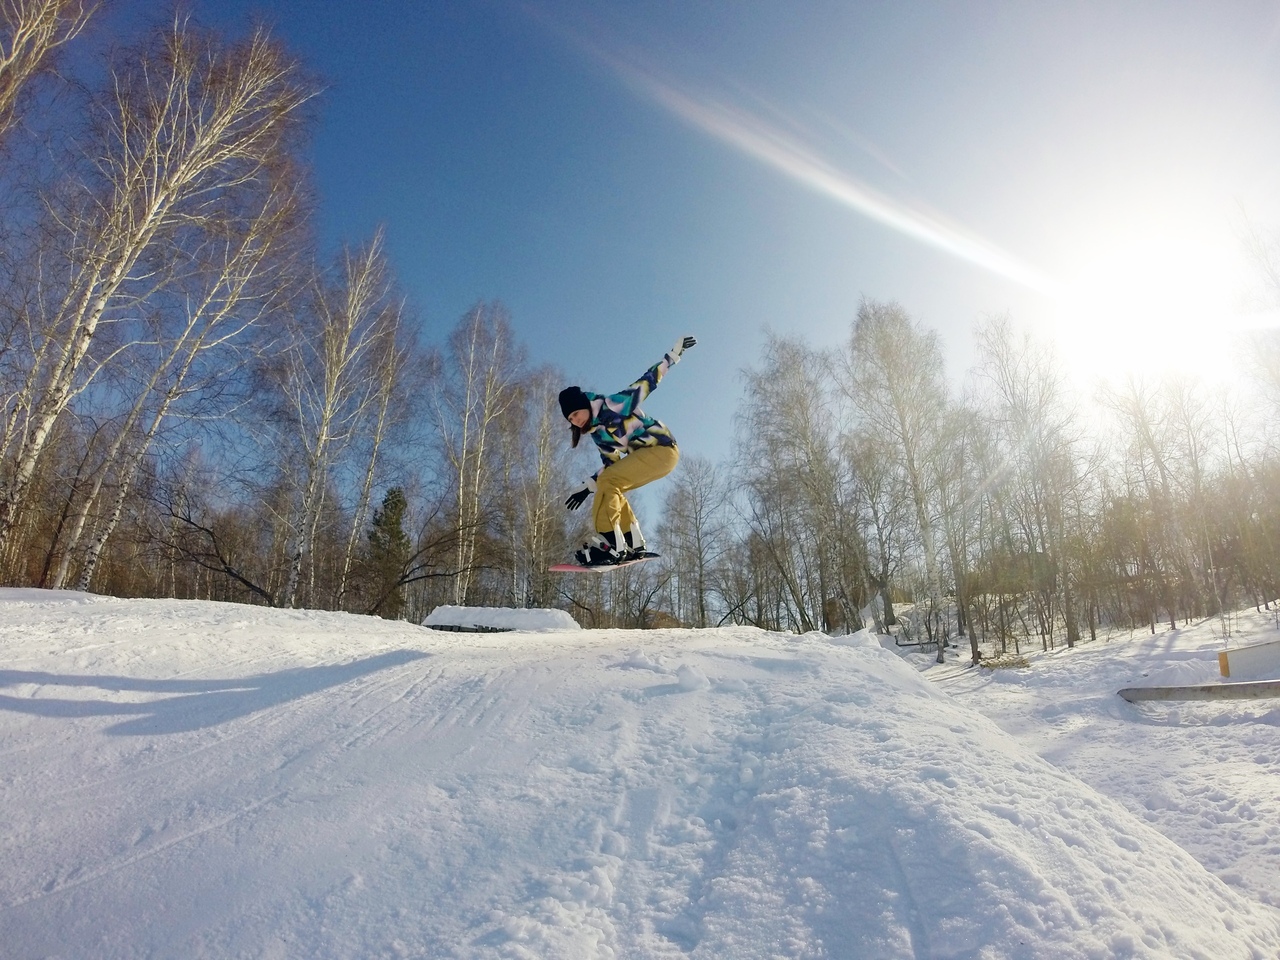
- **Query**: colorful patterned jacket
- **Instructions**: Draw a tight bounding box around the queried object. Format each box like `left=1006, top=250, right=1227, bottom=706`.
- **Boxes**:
left=582, top=349, right=681, bottom=477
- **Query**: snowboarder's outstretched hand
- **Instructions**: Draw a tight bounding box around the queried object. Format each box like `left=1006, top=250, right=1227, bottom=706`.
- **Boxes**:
left=565, top=486, right=591, bottom=511
left=670, top=335, right=697, bottom=362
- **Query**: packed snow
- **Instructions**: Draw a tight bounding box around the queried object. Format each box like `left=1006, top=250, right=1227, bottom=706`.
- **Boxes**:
left=2, top=589, right=1279, bottom=958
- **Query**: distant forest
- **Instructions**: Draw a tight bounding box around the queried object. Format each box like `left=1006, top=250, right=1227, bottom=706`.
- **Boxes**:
left=3, top=2, right=1280, bottom=662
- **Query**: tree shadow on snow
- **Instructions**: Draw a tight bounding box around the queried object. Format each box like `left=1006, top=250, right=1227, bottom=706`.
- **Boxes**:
left=0, top=649, right=428, bottom=735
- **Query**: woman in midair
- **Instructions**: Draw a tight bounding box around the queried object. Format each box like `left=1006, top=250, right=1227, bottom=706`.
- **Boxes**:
left=558, top=336, right=697, bottom=566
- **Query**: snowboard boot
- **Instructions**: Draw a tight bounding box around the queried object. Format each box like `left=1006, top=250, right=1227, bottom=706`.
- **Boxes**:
left=575, top=531, right=625, bottom=566
left=624, top=523, right=656, bottom=559
left=620, top=531, right=649, bottom=559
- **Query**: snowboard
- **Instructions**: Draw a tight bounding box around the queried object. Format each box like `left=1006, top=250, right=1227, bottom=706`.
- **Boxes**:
left=549, top=552, right=658, bottom=573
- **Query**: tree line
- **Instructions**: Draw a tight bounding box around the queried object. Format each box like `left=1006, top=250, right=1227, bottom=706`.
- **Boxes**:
left=4, top=3, right=1279, bottom=658
left=660, top=304, right=1280, bottom=664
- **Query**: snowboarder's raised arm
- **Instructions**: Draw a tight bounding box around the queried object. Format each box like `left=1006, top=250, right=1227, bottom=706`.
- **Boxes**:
left=605, top=336, right=697, bottom=416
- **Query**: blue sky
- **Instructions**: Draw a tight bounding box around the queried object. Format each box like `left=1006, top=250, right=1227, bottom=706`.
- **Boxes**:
left=99, top=1, right=1280, bottom=465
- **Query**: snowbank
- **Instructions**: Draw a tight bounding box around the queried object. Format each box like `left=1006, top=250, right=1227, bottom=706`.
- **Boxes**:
left=0, top=586, right=100, bottom=605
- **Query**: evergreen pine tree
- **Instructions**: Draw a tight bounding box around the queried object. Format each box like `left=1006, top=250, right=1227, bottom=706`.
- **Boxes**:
left=368, top=487, right=411, bottom=618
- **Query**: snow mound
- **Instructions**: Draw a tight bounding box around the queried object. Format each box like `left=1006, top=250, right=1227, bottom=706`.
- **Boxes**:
left=1141, top=656, right=1221, bottom=688
left=1, top=597, right=1278, bottom=958
left=617, top=649, right=668, bottom=672
left=423, top=604, right=580, bottom=632
left=0, top=586, right=100, bottom=606
left=829, top=626, right=879, bottom=648
left=675, top=663, right=709, bottom=690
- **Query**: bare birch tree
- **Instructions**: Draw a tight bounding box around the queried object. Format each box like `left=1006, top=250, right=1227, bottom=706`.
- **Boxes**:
left=278, top=231, right=398, bottom=608
left=428, top=302, right=525, bottom=604
left=737, top=334, right=834, bottom=632
left=334, top=303, right=412, bottom=609
left=842, top=299, right=949, bottom=659
left=975, top=315, right=1085, bottom=647
left=845, top=428, right=912, bottom=630
left=0, top=0, right=94, bottom=144
left=0, top=18, right=315, bottom=577
left=58, top=174, right=306, bottom=590
left=510, top=364, right=574, bottom=607
left=659, top=454, right=729, bottom=627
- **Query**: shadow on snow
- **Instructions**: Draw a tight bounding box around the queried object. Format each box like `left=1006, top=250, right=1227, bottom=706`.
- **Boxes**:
left=0, top=649, right=428, bottom=735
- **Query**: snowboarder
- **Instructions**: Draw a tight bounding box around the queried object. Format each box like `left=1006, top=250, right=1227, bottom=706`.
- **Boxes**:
left=558, top=335, right=697, bottom=567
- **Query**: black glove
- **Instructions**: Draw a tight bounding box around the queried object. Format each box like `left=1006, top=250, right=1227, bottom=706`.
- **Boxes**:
left=565, top=486, right=590, bottom=511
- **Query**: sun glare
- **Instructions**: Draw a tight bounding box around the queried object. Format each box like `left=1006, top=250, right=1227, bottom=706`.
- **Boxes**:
left=1051, top=225, right=1253, bottom=383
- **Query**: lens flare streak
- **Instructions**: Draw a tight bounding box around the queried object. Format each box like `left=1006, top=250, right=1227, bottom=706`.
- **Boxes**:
left=598, top=51, right=1057, bottom=295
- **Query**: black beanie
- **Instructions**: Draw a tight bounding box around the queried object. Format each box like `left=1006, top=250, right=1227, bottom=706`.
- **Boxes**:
left=558, top=386, right=590, bottom=420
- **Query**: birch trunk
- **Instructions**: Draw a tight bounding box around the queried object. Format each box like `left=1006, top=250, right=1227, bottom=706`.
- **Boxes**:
left=336, top=320, right=407, bottom=608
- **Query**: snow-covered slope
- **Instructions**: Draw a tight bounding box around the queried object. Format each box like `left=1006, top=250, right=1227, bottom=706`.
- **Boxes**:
left=936, top=608, right=1280, bottom=917
left=2, top=590, right=1278, bottom=958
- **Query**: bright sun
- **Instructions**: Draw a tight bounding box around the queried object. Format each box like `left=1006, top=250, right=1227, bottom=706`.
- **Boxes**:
left=1050, top=222, right=1255, bottom=383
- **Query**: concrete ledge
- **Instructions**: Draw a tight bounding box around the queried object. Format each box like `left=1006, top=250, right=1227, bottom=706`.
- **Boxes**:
left=1119, top=680, right=1280, bottom=702
left=1218, top=637, right=1280, bottom=678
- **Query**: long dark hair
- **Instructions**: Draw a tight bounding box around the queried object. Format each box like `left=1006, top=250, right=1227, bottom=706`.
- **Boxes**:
left=559, top=386, right=590, bottom=448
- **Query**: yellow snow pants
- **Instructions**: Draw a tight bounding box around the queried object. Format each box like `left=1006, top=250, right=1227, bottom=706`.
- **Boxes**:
left=593, top=444, right=680, bottom=535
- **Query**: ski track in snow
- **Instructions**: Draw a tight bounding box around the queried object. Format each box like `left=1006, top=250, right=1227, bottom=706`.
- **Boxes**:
left=1, top=591, right=1279, bottom=958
